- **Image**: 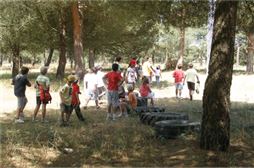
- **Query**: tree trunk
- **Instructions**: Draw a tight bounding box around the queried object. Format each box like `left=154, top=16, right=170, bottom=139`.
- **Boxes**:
left=44, top=48, right=54, bottom=67
left=0, top=54, right=3, bottom=67
left=236, top=44, right=240, bottom=66
left=72, top=1, right=84, bottom=79
left=11, top=44, right=20, bottom=78
left=177, top=8, right=186, bottom=68
left=88, top=48, right=95, bottom=68
left=56, top=9, right=67, bottom=80
left=200, top=1, right=238, bottom=152
left=246, top=32, right=254, bottom=73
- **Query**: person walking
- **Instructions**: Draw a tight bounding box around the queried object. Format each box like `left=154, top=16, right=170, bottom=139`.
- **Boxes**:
left=183, top=63, right=200, bottom=101
left=173, top=64, right=185, bottom=99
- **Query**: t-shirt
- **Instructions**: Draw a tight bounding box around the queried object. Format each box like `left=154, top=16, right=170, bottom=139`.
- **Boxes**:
left=84, top=73, right=98, bottom=90
left=105, top=71, right=122, bottom=91
left=60, top=84, right=72, bottom=106
left=140, top=84, right=150, bottom=97
left=173, top=69, right=185, bottom=83
left=35, top=75, right=50, bottom=97
left=13, top=74, right=30, bottom=97
left=71, top=83, right=80, bottom=105
left=126, top=67, right=137, bottom=83
left=142, top=61, right=152, bottom=77
left=155, top=69, right=161, bottom=77
left=96, top=70, right=105, bottom=87
left=185, top=68, right=198, bottom=83
left=128, top=92, right=137, bottom=109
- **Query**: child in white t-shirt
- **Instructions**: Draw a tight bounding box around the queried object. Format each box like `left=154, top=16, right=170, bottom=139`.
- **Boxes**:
left=155, top=65, right=162, bottom=87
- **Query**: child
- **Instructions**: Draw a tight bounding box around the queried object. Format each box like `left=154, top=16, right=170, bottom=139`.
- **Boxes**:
left=155, top=65, right=162, bottom=87
left=127, top=84, right=137, bottom=112
left=83, top=68, right=100, bottom=109
left=139, top=77, right=154, bottom=106
left=12, top=67, right=31, bottom=123
left=71, top=78, right=85, bottom=121
left=126, top=61, right=137, bottom=89
left=173, top=64, right=185, bottom=99
left=103, top=63, right=124, bottom=120
left=117, top=85, right=128, bottom=117
left=59, top=75, right=76, bottom=126
left=33, top=66, right=50, bottom=122
left=96, top=65, right=106, bottom=100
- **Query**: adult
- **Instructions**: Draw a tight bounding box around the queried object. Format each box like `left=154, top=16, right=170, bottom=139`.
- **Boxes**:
left=142, top=57, right=155, bottom=83
left=173, top=64, right=185, bottom=99
left=183, top=63, right=200, bottom=101
left=96, top=65, right=106, bottom=99
left=12, top=67, right=31, bottom=123
left=33, top=66, right=50, bottom=122
left=83, top=68, right=100, bottom=109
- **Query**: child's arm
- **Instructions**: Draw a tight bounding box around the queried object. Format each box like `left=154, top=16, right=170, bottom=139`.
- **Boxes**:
left=102, top=75, right=108, bottom=86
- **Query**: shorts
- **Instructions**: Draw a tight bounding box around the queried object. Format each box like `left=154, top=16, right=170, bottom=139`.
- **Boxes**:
left=36, top=96, right=48, bottom=105
left=85, top=89, right=98, bottom=100
left=17, top=96, right=27, bottom=109
left=187, top=82, right=195, bottom=91
left=60, top=103, right=72, bottom=113
left=175, top=83, right=183, bottom=90
left=107, top=90, right=119, bottom=107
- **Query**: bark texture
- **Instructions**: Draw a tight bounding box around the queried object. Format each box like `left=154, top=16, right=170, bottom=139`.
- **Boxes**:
left=11, top=44, right=20, bottom=78
left=44, top=48, right=54, bottom=67
left=72, top=1, right=84, bottom=79
left=88, top=48, right=95, bottom=68
left=246, top=32, right=254, bottom=73
left=56, top=9, right=67, bottom=80
left=200, top=0, right=238, bottom=152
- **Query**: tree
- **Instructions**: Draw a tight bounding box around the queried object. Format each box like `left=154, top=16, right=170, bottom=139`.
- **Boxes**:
left=237, top=1, right=254, bottom=73
left=200, top=0, right=238, bottom=151
left=71, top=1, right=84, bottom=79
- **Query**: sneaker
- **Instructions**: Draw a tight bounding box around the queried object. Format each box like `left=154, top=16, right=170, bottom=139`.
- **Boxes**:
left=32, top=117, right=39, bottom=122
left=15, top=119, right=24, bottom=123
left=41, top=119, right=49, bottom=123
left=20, top=113, right=25, bottom=120
left=106, top=113, right=112, bottom=120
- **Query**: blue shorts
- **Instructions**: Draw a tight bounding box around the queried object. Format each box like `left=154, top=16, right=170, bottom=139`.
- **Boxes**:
left=175, top=83, right=183, bottom=90
left=107, top=91, right=119, bottom=107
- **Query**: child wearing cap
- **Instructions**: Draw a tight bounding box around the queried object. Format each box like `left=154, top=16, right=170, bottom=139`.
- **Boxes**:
left=59, top=75, right=75, bottom=126
left=71, top=78, right=85, bottom=121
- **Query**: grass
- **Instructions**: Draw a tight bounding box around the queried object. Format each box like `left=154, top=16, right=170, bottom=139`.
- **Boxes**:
left=1, top=98, right=254, bottom=167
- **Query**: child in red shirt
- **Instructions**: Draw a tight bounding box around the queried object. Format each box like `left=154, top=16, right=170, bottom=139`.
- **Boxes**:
left=71, top=79, right=85, bottom=121
left=173, top=64, right=185, bottom=99
left=103, top=63, right=124, bottom=120
left=139, top=77, right=154, bottom=106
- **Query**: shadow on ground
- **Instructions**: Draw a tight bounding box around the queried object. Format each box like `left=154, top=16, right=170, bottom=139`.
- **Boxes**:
left=1, top=98, right=254, bottom=167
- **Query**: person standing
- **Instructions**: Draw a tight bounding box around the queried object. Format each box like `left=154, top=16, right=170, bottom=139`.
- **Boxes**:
left=12, top=67, right=31, bottom=123
left=103, top=63, right=124, bottom=121
left=59, top=75, right=76, bottom=126
left=183, top=63, right=200, bottom=101
left=33, top=66, right=50, bottom=122
left=155, top=65, right=162, bottom=87
left=142, top=57, right=155, bottom=83
left=139, top=77, right=155, bottom=106
left=71, top=78, right=85, bottom=121
left=126, top=61, right=137, bottom=89
left=173, top=64, right=185, bottom=99
left=96, top=65, right=106, bottom=100
left=83, top=68, right=100, bottom=109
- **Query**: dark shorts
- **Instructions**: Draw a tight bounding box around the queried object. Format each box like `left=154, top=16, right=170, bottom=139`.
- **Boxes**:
left=187, top=82, right=195, bottom=91
left=60, top=103, right=72, bottom=113
left=36, top=96, right=48, bottom=105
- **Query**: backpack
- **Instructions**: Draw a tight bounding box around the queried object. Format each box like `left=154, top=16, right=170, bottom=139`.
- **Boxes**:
left=37, top=82, right=52, bottom=103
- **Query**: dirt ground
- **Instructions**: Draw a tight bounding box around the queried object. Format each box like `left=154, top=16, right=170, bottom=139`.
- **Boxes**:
left=1, top=71, right=254, bottom=118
